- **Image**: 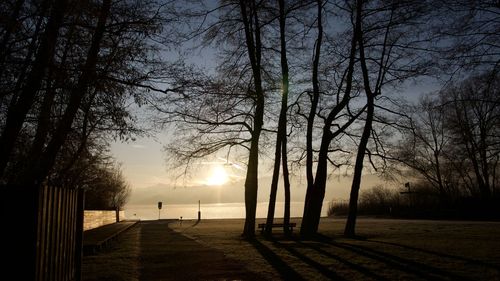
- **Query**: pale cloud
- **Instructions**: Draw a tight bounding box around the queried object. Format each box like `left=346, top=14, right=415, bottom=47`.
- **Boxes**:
left=131, top=144, right=146, bottom=149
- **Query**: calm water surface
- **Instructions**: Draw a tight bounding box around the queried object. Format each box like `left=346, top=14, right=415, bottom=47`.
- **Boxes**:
left=125, top=201, right=329, bottom=220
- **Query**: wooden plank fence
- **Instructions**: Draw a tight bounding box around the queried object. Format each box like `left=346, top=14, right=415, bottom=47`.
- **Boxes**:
left=1, top=185, right=84, bottom=281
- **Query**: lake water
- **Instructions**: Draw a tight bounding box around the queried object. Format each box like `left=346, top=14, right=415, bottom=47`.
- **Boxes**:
left=124, top=201, right=330, bottom=220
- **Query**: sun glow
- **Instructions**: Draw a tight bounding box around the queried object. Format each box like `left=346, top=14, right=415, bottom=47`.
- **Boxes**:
left=206, top=166, right=229, bottom=186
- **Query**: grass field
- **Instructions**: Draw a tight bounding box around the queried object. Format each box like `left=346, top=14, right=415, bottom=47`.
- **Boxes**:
left=171, top=218, right=500, bottom=280
left=83, top=218, right=500, bottom=280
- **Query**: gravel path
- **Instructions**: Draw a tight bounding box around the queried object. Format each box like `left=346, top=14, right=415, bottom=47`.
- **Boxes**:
left=83, top=220, right=263, bottom=280
left=138, top=220, right=263, bottom=280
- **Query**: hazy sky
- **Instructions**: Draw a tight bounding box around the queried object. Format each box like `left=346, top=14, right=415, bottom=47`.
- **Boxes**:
left=111, top=136, right=167, bottom=189
left=108, top=79, right=444, bottom=206
left=110, top=77, right=441, bottom=206
left=111, top=131, right=398, bottom=206
left=108, top=1, right=445, bottom=206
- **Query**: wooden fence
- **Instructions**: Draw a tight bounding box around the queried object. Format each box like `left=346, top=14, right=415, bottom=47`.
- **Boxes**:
left=1, top=185, right=84, bottom=281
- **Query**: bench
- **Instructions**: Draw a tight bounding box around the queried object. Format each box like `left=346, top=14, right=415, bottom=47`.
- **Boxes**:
left=257, top=222, right=297, bottom=233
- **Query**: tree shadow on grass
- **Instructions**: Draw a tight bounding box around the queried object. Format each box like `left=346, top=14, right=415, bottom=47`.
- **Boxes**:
left=256, top=232, right=478, bottom=281
left=255, top=233, right=385, bottom=281
left=294, top=240, right=390, bottom=281
left=329, top=241, right=471, bottom=281
left=249, top=238, right=306, bottom=281
left=309, top=233, right=473, bottom=280
left=367, top=239, right=499, bottom=270
left=270, top=239, right=346, bottom=281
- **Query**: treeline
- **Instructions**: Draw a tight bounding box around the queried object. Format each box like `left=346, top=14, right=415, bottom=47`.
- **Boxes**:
left=329, top=181, right=500, bottom=221
left=0, top=0, right=171, bottom=209
left=328, top=70, right=500, bottom=219
left=393, top=72, right=500, bottom=212
left=330, top=71, right=500, bottom=221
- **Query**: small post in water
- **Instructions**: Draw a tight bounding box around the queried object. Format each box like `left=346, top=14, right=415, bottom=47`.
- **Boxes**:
left=158, top=201, right=162, bottom=220
left=198, top=200, right=201, bottom=221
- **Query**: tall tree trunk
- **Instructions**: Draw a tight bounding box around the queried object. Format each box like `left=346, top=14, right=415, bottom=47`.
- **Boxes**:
left=344, top=96, right=374, bottom=237
left=303, top=0, right=323, bottom=219
left=16, top=14, right=80, bottom=185
left=265, top=0, right=290, bottom=236
left=60, top=91, right=99, bottom=174
left=282, top=136, right=291, bottom=235
left=301, top=0, right=360, bottom=238
left=302, top=100, right=364, bottom=238
left=240, top=0, right=265, bottom=238
left=20, top=0, right=112, bottom=187
left=265, top=131, right=282, bottom=235
left=345, top=0, right=372, bottom=237
left=0, top=0, right=68, bottom=178
left=243, top=130, right=261, bottom=237
left=301, top=126, right=331, bottom=237
left=14, top=75, right=57, bottom=184
left=16, top=17, right=81, bottom=184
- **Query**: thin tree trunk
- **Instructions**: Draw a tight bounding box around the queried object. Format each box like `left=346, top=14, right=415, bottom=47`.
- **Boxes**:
left=303, top=0, right=323, bottom=221
left=265, top=0, right=290, bottom=236
left=428, top=111, right=447, bottom=202
left=479, top=127, right=491, bottom=200
left=0, top=0, right=68, bottom=178
left=459, top=106, right=491, bottom=200
left=15, top=74, right=57, bottom=184
left=20, top=0, right=112, bottom=187
left=60, top=91, right=99, bottom=174
left=15, top=16, right=82, bottom=185
left=240, top=0, right=265, bottom=238
left=433, top=150, right=447, bottom=204
left=282, top=136, right=291, bottom=235
left=344, top=96, right=374, bottom=237
left=345, top=0, right=372, bottom=237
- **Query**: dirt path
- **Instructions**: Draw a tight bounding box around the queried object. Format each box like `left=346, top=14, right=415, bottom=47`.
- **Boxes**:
left=139, top=220, right=263, bottom=280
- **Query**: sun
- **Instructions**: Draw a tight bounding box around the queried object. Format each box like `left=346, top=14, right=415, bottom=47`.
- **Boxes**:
left=206, top=165, right=229, bottom=186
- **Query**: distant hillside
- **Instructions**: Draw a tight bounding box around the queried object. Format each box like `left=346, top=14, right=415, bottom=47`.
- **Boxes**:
left=127, top=173, right=386, bottom=206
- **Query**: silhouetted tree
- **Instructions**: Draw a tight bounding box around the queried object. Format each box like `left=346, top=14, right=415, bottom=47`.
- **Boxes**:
left=394, top=70, right=499, bottom=205
left=431, top=0, right=500, bottom=74
left=345, top=0, right=434, bottom=237
left=265, top=0, right=294, bottom=236
left=0, top=0, right=170, bottom=188
left=0, top=0, right=69, bottom=178
left=300, top=0, right=363, bottom=238
left=440, top=71, right=500, bottom=201
left=84, top=161, right=131, bottom=211
left=394, top=94, right=453, bottom=203
left=152, top=0, right=270, bottom=237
